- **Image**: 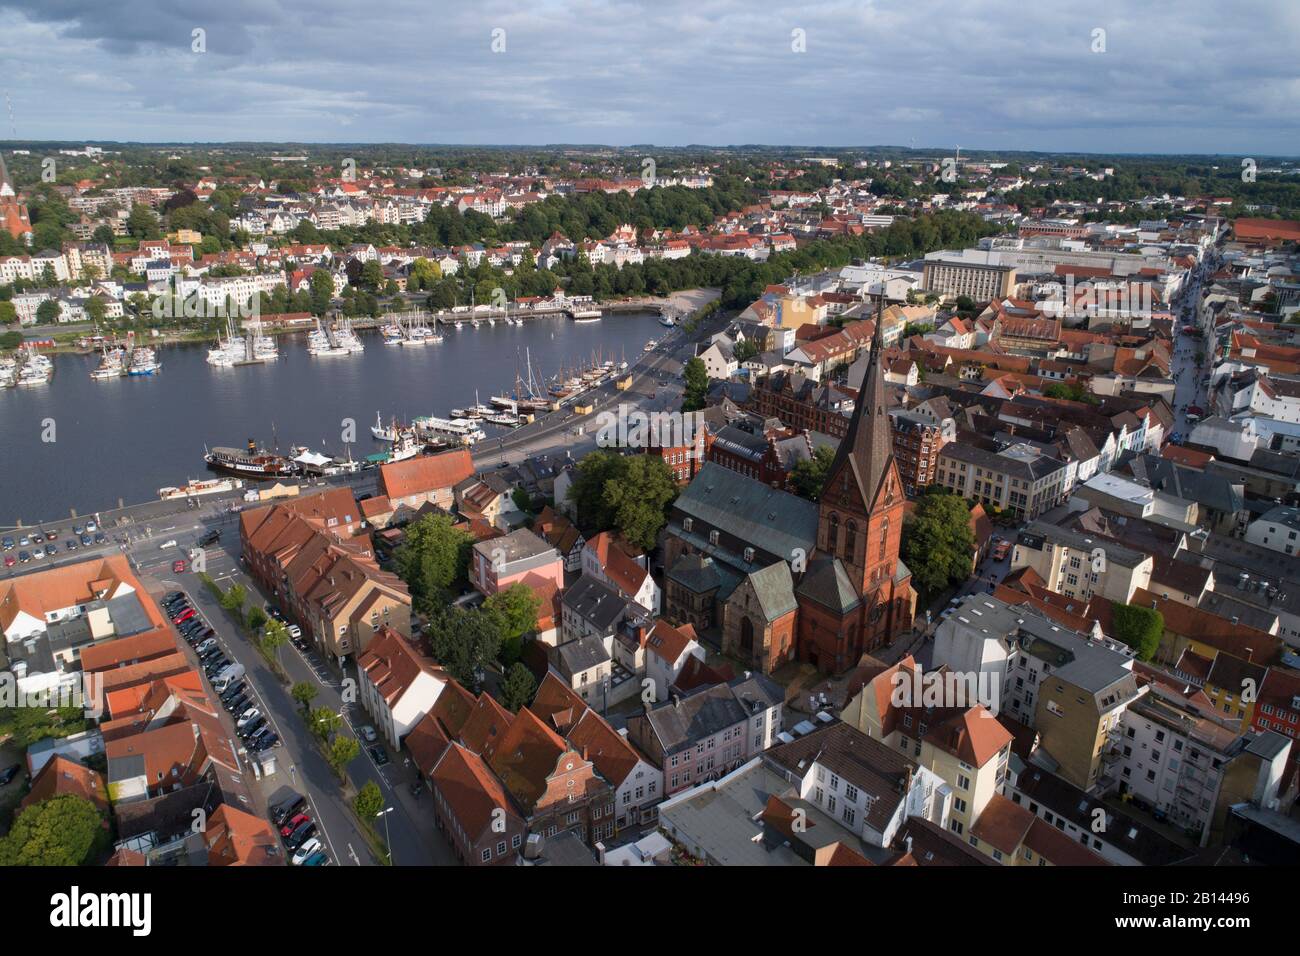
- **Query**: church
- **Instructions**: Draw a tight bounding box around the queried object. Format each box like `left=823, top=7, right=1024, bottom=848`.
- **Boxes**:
left=663, top=312, right=916, bottom=676
left=0, top=154, right=32, bottom=244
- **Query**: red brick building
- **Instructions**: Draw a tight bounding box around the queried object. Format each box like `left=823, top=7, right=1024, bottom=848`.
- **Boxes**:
left=795, top=317, right=915, bottom=673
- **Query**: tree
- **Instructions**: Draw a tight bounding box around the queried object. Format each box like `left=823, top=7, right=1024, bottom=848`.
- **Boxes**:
left=310, top=707, right=343, bottom=742
left=291, top=681, right=318, bottom=712
left=603, top=455, right=678, bottom=551
left=790, top=445, right=836, bottom=502
left=354, top=780, right=384, bottom=821
left=327, top=735, right=360, bottom=778
left=1110, top=603, right=1163, bottom=661
left=394, top=513, right=475, bottom=613
left=308, top=269, right=335, bottom=315
left=0, top=301, right=20, bottom=327
left=247, top=606, right=268, bottom=632
left=0, top=795, right=105, bottom=866
left=261, top=619, right=288, bottom=665
left=35, top=299, right=61, bottom=325
left=500, top=662, right=537, bottom=712
left=127, top=203, right=160, bottom=240
left=219, top=583, right=247, bottom=625
left=901, top=491, right=975, bottom=597
left=429, top=606, right=502, bottom=691
left=484, top=582, right=541, bottom=665
left=682, top=356, right=709, bottom=412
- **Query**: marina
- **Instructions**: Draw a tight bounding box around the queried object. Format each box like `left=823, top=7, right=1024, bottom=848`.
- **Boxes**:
left=0, top=310, right=667, bottom=518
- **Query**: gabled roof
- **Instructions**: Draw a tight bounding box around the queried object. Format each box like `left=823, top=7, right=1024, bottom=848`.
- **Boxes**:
left=378, top=448, right=474, bottom=500
left=743, top=561, right=799, bottom=622
left=21, top=755, right=108, bottom=811
left=487, top=707, right=573, bottom=812
left=431, top=741, right=520, bottom=841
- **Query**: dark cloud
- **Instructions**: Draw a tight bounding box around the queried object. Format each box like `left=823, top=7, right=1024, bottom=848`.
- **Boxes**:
left=0, top=0, right=1296, bottom=153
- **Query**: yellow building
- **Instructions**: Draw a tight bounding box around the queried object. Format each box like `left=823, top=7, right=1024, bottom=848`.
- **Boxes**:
left=1201, top=653, right=1265, bottom=724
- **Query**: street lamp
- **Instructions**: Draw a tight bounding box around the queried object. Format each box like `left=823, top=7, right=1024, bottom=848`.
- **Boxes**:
left=377, top=806, right=395, bottom=863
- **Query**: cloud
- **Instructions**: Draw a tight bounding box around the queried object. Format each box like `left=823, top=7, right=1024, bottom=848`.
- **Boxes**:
left=0, top=0, right=1296, bottom=153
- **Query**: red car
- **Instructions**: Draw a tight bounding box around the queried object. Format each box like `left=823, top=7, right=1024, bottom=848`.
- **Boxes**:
left=172, top=559, right=187, bottom=573
left=173, top=608, right=196, bottom=625
left=1187, top=405, right=1204, bottom=417
left=280, top=813, right=311, bottom=838
left=3, top=555, right=14, bottom=568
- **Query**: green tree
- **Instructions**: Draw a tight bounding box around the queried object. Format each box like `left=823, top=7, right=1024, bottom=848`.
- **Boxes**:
left=682, top=356, right=709, bottom=412
left=127, top=202, right=160, bottom=240
left=35, top=299, right=61, bottom=325
left=0, top=795, right=105, bottom=866
left=326, top=735, right=360, bottom=779
left=790, top=445, right=836, bottom=502
left=354, top=780, right=384, bottom=821
left=1109, top=603, right=1164, bottom=661
left=394, top=513, right=475, bottom=613
left=309, top=269, right=335, bottom=315
left=0, top=302, right=17, bottom=327
left=484, top=582, right=541, bottom=665
left=219, top=583, right=247, bottom=625
left=901, top=491, right=975, bottom=597
left=247, top=606, right=268, bottom=632
left=603, top=455, right=678, bottom=551
left=429, top=606, right=502, bottom=691
left=500, top=662, right=537, bottom=712
left=310, top=707, right=343, bottom=742
left=291, top=681, right=318, bottom=712
left=261, top=618, right=288, bottom=665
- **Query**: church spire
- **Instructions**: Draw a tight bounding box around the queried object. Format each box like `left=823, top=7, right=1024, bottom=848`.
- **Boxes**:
left=826, top=297, right=894, bottom=507
left=0, top=152, right=13, bottom=197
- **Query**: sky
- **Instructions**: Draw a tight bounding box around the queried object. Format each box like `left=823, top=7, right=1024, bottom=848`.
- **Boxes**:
left=1, top=0, right=1297, bottom=155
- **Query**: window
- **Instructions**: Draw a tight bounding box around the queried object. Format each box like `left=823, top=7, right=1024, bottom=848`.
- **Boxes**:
left=481, top=848, right=492, bottom=862
left=511, top=834, right=522, bottom=849
left=708, top=530, right=719, bottom=545
left=683, top=518, right=693, bottom=533
left=496, top=841, right=506, bottom=855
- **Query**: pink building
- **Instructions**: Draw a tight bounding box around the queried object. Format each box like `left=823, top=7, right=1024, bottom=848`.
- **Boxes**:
left=470, top=528, right=563, bottom=596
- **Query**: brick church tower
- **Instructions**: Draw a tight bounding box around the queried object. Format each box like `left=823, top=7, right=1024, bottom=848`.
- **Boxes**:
left=795, top=302, right=914, bottom=673
left=0, top=153, right=32, bottom=244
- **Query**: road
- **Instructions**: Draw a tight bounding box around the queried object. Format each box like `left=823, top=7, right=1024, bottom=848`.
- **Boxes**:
left=1169, top=254, right=1217, bottom=439
left=145, top=516, right=458, bottom=866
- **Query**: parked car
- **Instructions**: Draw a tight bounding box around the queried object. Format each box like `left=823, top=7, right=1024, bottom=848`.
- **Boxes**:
left=287, top=624, right=302, bottom=639
left=272, top=793, right=308, bottom=826
left=301, top=850, right=329, bottom=866
left=236, top=708, right=261, bottom=729
left=198, top=530, right=222, bottom=546
left=220, top=682, right=246, bottom=704
left=2, top=537, right=14, bottom=551
left=225, top=695, right=250, bottom=715
left=359, top=726, right=378, bottom=744
left=65, top=540, right=78, bottom=552
left=280, top=813, right=310, bottom=838
left=94, top=533, right=107, bottom=544
left=195, top=637, right=217, bottom=654
left=369, top=745, right=389, bottom=767
left=251, top=732, right=279, bottom=752
left=30, top=532, right=43, bottom=544
left=3, top=555, right=14, bottom=568
left=80, top=534, right=93, bottom=547
left=173, top=608, right=196, bottom=625
left=0, top=765, right=21, bottom=786
left=32, top=547, right=44, bottom=559
left=18, top=551, right=30, bottom=564
left=285, top=822, right=317, bottom=851
left=239, top=717, right=267, bottom=739
left=85, top=521, right=97, bottom=533
left=292, top=838, right=323, bottom=865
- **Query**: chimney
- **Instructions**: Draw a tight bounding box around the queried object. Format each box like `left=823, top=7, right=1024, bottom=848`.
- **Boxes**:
left=594, top=841, right=606, bottom=865
left=905, top=835, right=913, bottom=855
